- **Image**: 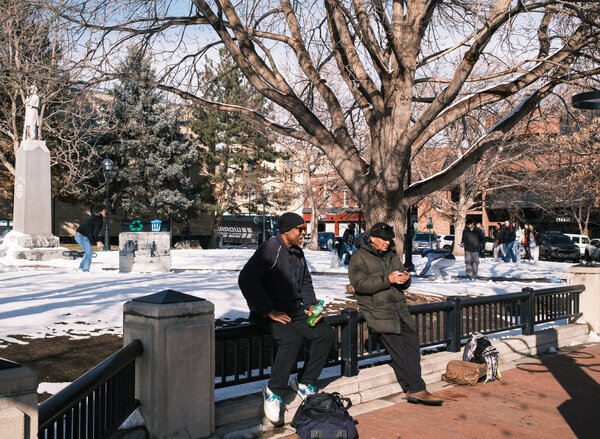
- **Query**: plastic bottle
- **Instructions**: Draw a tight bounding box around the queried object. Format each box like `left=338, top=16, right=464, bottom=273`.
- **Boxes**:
left=306, top=300, right=325, bottom=327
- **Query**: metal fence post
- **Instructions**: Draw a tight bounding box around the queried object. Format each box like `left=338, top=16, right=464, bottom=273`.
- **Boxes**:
left=445, top=296, right=462, bottom=352
left=340, top=308, right=359, bottom=377
left=521, top=287, right=536, bottom=335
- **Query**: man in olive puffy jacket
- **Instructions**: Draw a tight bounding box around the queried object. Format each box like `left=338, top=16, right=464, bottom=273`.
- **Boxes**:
left=348, top=222, right=442, bottom=406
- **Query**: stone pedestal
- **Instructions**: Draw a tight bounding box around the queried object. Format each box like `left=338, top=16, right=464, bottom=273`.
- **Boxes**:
left=123, top=290, right=215, bottom=439
left=567, top=264, right=600, bottom=333
left=10, top=139, right=60, bottom=260
left=0, top=359, right=38, bottom=439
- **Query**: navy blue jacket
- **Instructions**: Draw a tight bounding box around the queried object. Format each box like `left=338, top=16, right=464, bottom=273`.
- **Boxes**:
left=238, top=234, right=317, bottom=318
left=419, top=248, right=455, bottom=277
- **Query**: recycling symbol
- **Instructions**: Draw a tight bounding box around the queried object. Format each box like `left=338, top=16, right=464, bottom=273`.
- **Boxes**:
left=129, top=220, right=143, bottom=231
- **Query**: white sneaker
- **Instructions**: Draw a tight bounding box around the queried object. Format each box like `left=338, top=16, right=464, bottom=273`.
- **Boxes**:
left=289, top=376, right=317, bottom=400
left=262, top=386, right=282, bottom=424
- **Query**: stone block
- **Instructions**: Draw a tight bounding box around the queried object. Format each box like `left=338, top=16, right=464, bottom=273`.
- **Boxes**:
left=568, top=265, right=600, bottom=333
left=124, top=294, right=215, bottom=439
left=0, top=363, right=37, bottom=439
left=13, top=140, right=52, bottom=236
left=0, top=407, right=25, bottom=439
left=360, top=382, right=403, bottom=403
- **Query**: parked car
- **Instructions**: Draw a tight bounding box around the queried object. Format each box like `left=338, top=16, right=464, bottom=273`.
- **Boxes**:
left=317, top=232, right=335, bottom=250
left=439, top=234, right=454, bottom=251
left=412, top=232, right=440, bottom=252
left=564, top=233, right=590, bottom=256
left=584, top=238, right=600, bottom=262
left=539, top=232, right=580, bottom=262
left=483, top=236, right=495, bottom=255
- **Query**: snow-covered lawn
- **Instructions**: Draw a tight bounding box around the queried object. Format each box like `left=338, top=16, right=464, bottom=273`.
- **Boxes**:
left=0, top=247, right=571, bottom=346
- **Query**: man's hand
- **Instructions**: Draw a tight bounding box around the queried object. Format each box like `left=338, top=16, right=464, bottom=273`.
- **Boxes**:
left=304, top=305, right=323, bottom=324
left=266, top=310, right=291, bottom=324
left=389, top=270, right=410, bottom=285
left=97, top=241, right=103, bottom=248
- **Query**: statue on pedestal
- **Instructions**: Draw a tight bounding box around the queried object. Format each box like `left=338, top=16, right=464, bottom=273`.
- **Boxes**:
left=23, top=85, right=40, bottom=141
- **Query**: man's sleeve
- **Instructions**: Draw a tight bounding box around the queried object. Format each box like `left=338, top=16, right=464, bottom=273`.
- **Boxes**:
left=91, top=218, right=102, bottom=243
left=300, top=261, right=317, bottom=308
left=348, top=252, right=391, bottom=295
left=238, top=245, right=275, bottom=316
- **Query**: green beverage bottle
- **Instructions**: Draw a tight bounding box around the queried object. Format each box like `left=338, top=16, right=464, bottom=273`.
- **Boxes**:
left=307, top=300, right=325, bottom=327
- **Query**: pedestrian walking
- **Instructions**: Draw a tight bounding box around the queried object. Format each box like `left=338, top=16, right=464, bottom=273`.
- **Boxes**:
left=461, top=219, right=485, bottom=280
left=348, top=222, right=443, bottom=406
left=514, top=222, right=523, bottom=262
left=342, top=223, right=356, bottom=264
left=74, top=207, right=105, bottom=272
left=238, top=212, right=336, bottom=424
left=527, top=225, right=540, bottom=265
left=492, top=224, right=504, bottom=261
left=501, top=220, right=516, bottom=263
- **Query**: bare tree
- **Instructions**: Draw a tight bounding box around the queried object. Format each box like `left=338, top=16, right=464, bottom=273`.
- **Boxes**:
left=50, top=0, right=600, bottom=251
left=0, top=0, right=102, bottom=198
left=414, top=107, right=530, bottom=255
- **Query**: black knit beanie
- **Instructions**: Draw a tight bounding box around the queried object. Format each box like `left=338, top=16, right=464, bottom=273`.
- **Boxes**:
left=278, top=212, right=305, bottom=234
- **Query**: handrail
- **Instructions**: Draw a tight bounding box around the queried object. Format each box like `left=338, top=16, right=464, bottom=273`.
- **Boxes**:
left=39, top=339, right=143, bottom=430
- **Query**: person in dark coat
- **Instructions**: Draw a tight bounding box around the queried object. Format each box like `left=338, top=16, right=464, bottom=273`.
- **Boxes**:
left=342, top=222, right=357, bottom=264
left=348, top=222, right=443, bottom=406
left=74, top=207, right=105, bottom=272
left=238, top=212, right=335, bottom=424
left=461, top=219, right=484, bottom=280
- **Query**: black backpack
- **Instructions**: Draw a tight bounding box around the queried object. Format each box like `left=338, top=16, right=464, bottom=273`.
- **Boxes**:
left=291, top=392, right=359, bottom=439
left=462, top=333, right=501, bottom=383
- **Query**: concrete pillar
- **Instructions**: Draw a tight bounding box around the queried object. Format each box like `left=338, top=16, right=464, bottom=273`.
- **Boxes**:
left=0, top=359, right=38, bottom=439
left=13, top=140, right=52, bottom=236
left=9, top=139, right=60, bottom=260
left=567, top=265, right=600, bottom=333
left=123, top=289, right=215, bottom=439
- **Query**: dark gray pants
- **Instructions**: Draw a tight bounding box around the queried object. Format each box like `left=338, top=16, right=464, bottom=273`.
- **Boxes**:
left=465, top=250, right=480, bottom=279
left=263, top=309, right=335, bottom=396
left=379, top=320, right=426, bottom=393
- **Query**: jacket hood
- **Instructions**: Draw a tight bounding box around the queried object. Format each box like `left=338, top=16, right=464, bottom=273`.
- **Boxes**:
left=354, top=232, right=371, bottom=249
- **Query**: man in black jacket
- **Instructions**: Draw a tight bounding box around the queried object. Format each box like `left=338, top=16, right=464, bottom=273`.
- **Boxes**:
left=461, top=219, right=484, bottom=280
left=74, top=207, right=104, bottom=272
left=238, top=212, right=335, bottom=425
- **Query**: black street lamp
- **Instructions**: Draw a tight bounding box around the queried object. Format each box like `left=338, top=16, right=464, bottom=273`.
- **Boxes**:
left=102, top=158, right=115, bottom=251
left=404, top=163, right=415, bottom=272
left=261, top=189, right=267, bottom=242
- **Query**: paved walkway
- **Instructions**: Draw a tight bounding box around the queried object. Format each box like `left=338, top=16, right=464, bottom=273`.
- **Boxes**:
left=278, top=343, right=600, bottom=439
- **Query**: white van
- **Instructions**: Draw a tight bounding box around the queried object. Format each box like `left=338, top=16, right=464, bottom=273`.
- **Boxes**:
left=564, top=234, right=590, bottom=256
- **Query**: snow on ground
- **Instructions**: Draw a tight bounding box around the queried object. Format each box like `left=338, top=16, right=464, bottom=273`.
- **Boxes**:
left=0, top=246, right=571, bottom=346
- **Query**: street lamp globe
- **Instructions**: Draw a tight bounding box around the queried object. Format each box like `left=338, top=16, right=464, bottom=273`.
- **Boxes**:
left=102, top=158, right=114, bottom=174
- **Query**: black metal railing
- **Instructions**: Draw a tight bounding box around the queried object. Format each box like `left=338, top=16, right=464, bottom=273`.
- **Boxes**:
left=215, top=284, right=583, bottom=386
left=38, top=340, right=143, bottom=439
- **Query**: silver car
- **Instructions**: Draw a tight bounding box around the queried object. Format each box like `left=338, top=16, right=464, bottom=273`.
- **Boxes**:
left=411, top=232, right=440, bottom=251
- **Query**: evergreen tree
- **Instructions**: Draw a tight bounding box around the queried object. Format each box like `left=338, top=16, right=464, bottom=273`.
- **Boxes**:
left=96, top=46, right=200, bottom=221
left=190, top=48, right=285, bottom=215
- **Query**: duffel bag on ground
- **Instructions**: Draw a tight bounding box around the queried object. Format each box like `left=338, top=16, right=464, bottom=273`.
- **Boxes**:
left=291, top=392, right=359, bottom=439
left=441, top=360, right=488, bottom=386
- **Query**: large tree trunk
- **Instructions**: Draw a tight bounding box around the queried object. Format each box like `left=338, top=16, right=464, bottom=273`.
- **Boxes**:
left=362, top=189, right=408, bottom=256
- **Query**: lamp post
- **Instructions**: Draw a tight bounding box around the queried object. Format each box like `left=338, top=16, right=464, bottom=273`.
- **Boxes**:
left=404, top=163, right=414, bottom=272
left=261, top=189, right=267, bottom=242
left=102, top=158, right=114, bottom=251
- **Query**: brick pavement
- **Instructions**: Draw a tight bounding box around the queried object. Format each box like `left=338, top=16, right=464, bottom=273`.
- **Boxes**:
left=278, top=343, right=600, bottom=439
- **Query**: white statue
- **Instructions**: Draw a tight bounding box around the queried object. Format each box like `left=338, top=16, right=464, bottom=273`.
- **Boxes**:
left=23, top=85, right=40, bottom=140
